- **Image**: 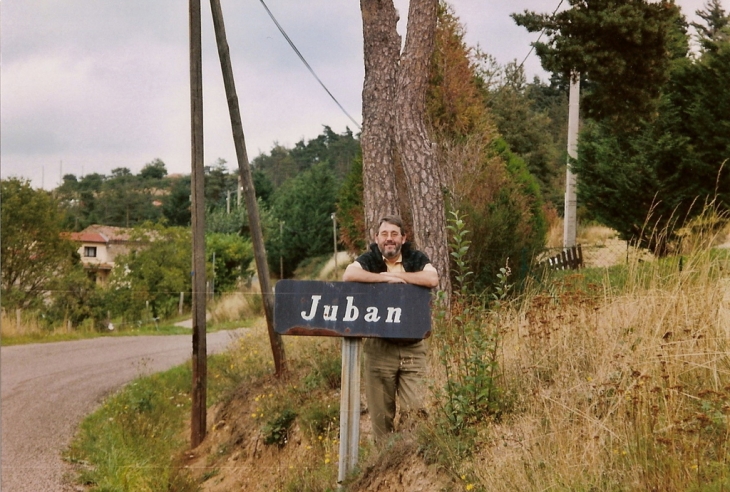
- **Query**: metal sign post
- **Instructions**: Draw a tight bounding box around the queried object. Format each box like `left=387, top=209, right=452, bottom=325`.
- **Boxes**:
left=337, top=337, right=361, bottom=486
left=274, top=279, right=432, bottom=486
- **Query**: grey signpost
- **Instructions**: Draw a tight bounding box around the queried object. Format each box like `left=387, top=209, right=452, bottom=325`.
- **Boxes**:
left=274, top=279, right=432, bottom=486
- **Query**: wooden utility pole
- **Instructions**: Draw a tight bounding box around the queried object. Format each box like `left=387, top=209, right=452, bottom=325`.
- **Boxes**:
left=189, top=0, right=208, bottom=448
left=209, top=0, right=286, bottom=375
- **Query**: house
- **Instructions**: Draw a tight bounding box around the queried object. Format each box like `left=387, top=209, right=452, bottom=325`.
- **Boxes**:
left=65, top=225, right=137, bottom=285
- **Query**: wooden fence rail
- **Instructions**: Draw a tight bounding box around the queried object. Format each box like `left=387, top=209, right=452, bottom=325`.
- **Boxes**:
left=542, top=244, right=583, bottom=270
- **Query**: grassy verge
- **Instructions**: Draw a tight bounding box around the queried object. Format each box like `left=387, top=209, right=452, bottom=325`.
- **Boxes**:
left=65, top=364, right=199, bottom=491
left=64, top=336, right=256, bottom=492
left=65, top=323, right=349, bottom=491
left=419, top=242, right=730, bottom=491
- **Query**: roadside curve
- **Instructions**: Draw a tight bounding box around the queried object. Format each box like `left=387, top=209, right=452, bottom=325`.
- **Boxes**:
left=1, top=329, right=247, bottom=492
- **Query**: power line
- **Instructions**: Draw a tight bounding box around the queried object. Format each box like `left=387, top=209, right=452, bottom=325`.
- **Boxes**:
left=258, top=0, right=362, bottom=130
left=518, top=0, right=565, bottom=71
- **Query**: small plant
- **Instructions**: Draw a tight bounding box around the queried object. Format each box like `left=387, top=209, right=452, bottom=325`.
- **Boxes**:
left=299, top=400, right=339, bottom=440
left=262, top=407, right=297, bottom=447
left=433, top=211, right=508, bottom=436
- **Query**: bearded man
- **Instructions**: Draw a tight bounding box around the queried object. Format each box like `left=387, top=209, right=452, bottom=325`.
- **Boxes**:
left=342, top=215, right=439, bottom=441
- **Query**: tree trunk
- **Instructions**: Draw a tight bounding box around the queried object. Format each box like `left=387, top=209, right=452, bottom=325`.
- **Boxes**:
left=360, top=0, right=451, bottom=294
left=395, top=0, right=450, bottom=293
left=360, top=0, right=401, bottom=237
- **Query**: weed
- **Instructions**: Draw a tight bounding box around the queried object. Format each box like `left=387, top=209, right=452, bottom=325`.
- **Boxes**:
left=432, top=211, right=508, bottom=436
left=299, top=400, right=339, bottom=441
left=262, top=408, right=298, bottom=447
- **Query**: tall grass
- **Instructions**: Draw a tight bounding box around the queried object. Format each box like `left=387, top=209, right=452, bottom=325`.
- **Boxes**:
left=452, top=248, right=730, bottom=490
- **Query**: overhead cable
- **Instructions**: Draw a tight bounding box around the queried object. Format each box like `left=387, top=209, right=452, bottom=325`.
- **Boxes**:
left=518, top=0, right=565, bottom=71
left=258, top=0, right=362, bottom=130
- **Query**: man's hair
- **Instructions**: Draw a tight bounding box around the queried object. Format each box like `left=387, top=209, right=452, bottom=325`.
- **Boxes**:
left=378, top=215, right=405, bottom=235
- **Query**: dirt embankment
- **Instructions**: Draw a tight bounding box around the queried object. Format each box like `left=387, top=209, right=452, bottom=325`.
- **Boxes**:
left=185, top=377, right=454, bottom=491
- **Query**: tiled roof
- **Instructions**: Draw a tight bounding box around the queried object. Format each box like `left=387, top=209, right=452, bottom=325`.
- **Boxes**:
left=81, top=225, right=132, bottom=241
left=64, top=232, right=108, bottom=244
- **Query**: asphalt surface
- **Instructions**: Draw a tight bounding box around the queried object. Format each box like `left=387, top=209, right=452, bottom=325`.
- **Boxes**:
left=0, top=330, right=246, bottom=492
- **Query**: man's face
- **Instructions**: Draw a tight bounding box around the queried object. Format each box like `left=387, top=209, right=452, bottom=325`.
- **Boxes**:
left=376, top=221, right=405, bottom=260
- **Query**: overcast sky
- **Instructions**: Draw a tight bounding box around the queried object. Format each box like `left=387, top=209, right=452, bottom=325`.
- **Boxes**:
left=1, top=0, right=711, bottom=189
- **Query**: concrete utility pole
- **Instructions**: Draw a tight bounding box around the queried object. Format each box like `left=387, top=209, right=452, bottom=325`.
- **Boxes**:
left=331, top=213, right=338, bottom=280
left=209, top=0, right=287, bottom=375
left=189, top=0, right=208, bottom=447
left=563, top=73, right=580, bottom=248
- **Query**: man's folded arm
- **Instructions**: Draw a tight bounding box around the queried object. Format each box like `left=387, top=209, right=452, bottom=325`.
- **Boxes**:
left=343, top=262, right=439, bottom=288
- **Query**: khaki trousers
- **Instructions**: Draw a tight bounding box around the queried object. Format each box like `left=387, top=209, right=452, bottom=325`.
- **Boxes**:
left=363, top=338, right=427, bottom=441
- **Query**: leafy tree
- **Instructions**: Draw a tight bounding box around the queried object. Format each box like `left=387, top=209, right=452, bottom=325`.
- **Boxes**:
left=1, top=178, right=77, bottom=310
left=206, top=206, right=247, bottom=235
left=513, top=0, right=686, bottom=130
left=428, top=5, right=547, bottom=291
left=251, top=145, right=298, bottom=189
left=290, top=126, right=360, bottom=180
left=573, top=5, right=730, bottom=252
left=99, top=167, right=162, bottom=227
left=484, top=63, right=568, bottom=206
left=337, top=155, right=367, bottom=254
left=162, top=175, right=191, bottom=227
left=43, top=264, right=105, bottom=329
left=206, top=233, right=254, bottom=292
left=138, top=158, right=168, bottom=181
left=268, top=163, right=338, bottom=277
left=252, top=168, right=274, bottom=207
left=108, top=224, right=191, bottom=320
left=204, top=159, right=238, bottom=211
left=691, top=0, right=729, bottom=52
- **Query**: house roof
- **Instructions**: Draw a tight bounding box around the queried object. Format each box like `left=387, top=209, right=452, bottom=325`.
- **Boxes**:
left=64, top=232, right=108, bottom=244
left=81, top=225, right=132, bottom=242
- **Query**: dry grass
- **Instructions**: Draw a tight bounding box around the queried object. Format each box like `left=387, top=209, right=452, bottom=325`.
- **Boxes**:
left=0, top=309, right=74, bottom=339
left=434, top=251, right=730, bottom=491
left=2, top=309, right=34, bottom=337
left=208, top=283, right=264, bottom=325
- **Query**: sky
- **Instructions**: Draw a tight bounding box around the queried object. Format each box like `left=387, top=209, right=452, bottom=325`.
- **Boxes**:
left=1, top=0, right=712, bottom=190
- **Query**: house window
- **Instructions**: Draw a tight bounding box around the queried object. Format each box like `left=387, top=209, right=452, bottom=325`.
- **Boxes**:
left=84, top=246, right=97, bottom=258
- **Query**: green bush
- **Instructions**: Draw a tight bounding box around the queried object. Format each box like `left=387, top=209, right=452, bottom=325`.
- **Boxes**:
left=262, top=408, right=297, bottom=447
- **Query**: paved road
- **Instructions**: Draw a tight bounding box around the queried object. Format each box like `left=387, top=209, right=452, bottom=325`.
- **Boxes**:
left=0, top=330, right=246, bottom=492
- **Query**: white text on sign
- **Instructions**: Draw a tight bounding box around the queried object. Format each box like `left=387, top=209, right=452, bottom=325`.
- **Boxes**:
left=300, top=295, right=402, bottom=323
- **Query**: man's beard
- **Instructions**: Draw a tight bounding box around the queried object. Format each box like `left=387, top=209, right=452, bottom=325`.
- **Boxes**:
left=379, top=241, right=402, bottom=260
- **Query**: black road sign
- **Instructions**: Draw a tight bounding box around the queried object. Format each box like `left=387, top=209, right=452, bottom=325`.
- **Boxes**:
left=274, top=280, right=432, bottom=338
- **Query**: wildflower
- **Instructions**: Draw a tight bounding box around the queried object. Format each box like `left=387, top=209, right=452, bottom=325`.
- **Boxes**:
left=251, top=413, right=257, bottom=418
left=466, top=485, right=474, bottom=491
left=325, top=458, right=331, bottom=464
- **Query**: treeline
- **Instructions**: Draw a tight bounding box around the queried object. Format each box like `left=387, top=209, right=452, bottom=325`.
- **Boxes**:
left=515, top=0, right=730, bottom=252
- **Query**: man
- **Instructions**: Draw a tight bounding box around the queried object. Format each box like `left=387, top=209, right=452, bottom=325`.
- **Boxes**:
left=342, top=215, right=439, bottom=441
